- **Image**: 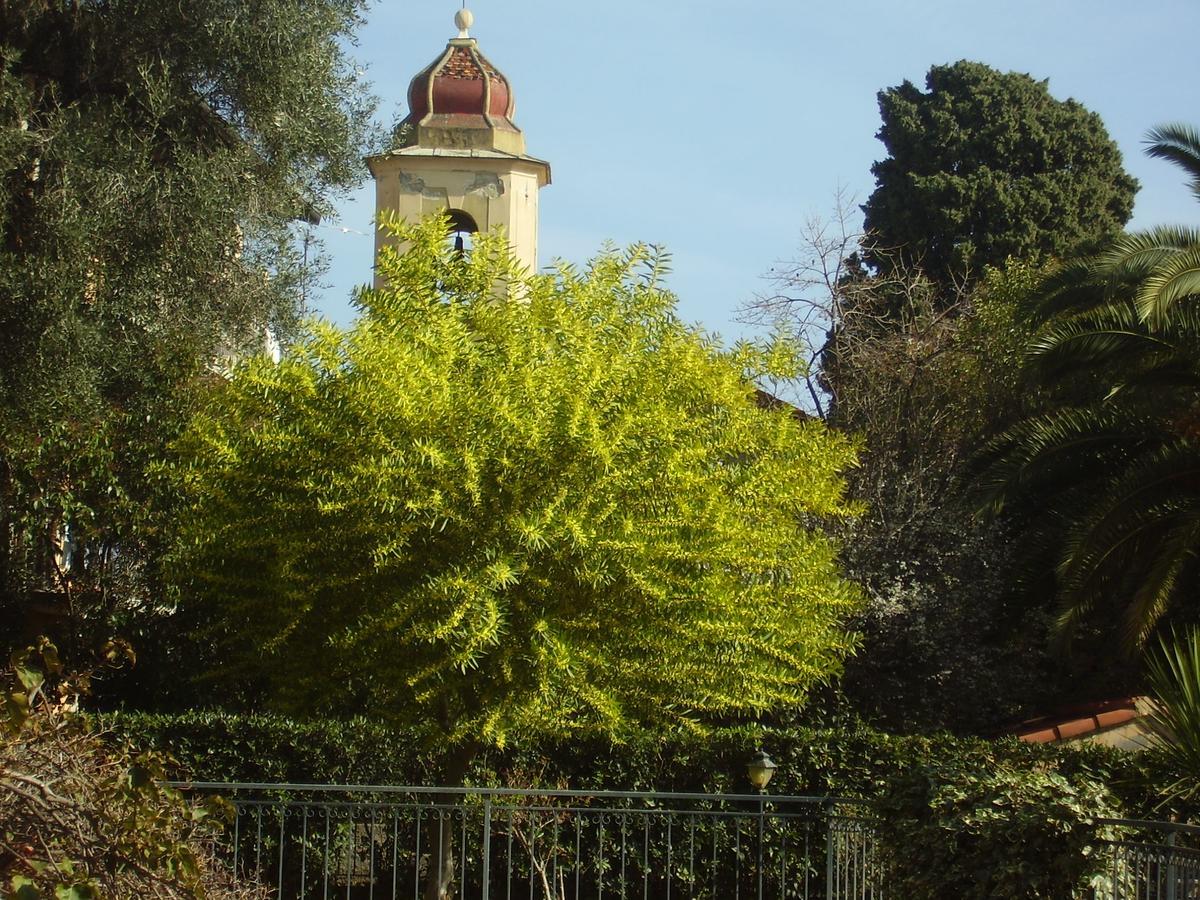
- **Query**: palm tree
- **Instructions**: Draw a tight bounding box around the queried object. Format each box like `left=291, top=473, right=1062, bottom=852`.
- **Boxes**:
left=1113, top=124, right=1200, bottom=328
left=1145, top=627, right=1200, bottom=804
left=978, top=124, right=1200, bottom=652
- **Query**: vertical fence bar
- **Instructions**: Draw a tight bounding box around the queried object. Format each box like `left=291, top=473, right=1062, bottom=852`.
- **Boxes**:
left=1167, top=831, right=1178, bottom=900
left=506, top=809, right=514, bottom=900
left=345, top=809, right=354, bottom=900
left=301, top=806, right=309, bottom=900
left=804, top=822, right=810, bottom=899
left=687, top=816, right=694, bottom=900
left=439, top=810, right=447, bottom=900
left=756, top=798, right=764, bottom=900
left=460, top=808, right=468, bottom=900
left=368, top=808, right=376, bottom=900
left=825, top=809, right=835, bottom=900
left=278, top=806, right=287, bottom=896
left=575, top=813, right=583, bottom=900
left=700, top=816, right=710, bottom=900
left=323, top=807, right=331, bottom=900
left=482, top=794, right=492, bottom=900
left=390, top=807, right=398, bottom=900
left=550, top=813, right=559, bottom=898
left=734, top=819, right=741, bottom=900
left=666, top=817, right=673, bottom=900
left=621, top=813, right=629, bottom=900
left=779, top=828, right=787, bottom=900
left=527, top=813, right=534, bottom=900
left=598, top=815, right=607, bottom=900
left=233, top=807, right=241, bottom=879
left=642, top=816, right=649, bottom=900
left=413, top=810, right=422, bottom=900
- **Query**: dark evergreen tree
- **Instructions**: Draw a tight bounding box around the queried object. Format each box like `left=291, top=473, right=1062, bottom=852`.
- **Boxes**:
left=862, top=60, right=1138, bottom=291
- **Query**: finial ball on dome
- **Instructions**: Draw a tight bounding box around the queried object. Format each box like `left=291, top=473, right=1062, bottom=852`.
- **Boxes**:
left=455, top=8, right=474, bottom=37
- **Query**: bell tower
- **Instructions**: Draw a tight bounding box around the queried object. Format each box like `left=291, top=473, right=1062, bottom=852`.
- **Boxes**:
left=367, top=9, right=551, bottom=282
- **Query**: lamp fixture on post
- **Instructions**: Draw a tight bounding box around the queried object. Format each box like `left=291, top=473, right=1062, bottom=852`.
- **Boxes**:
left=746, top=750, right=778, bottom=793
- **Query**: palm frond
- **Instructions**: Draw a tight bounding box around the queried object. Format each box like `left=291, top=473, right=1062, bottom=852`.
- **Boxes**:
left=980, top=123, right=1200, bottom=656
left=1145, top=627, right=1200, bottom=801
left=1034, top=257, right=1109, bottom=321
left=974, top=406, right=1154, bottom=515
left=1136, top=247, right=1200, bottom=326
left=1100, top=228, right=1200, bottom=296
left=1125, top=513, right=1200, bottom=651
left=1027, top=301, right=1166, bottom=374
left=1111, top=361, right=1200, bottom=395
left=1051, top=441, right=1200, bottom=647
left=1056, top=500, right=1180, bottom=621
left=1146, top=123, right=1200, bottom=204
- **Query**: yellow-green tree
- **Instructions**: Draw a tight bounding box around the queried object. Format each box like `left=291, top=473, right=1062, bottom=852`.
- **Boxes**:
left=169, top=218, right=862, bottom=755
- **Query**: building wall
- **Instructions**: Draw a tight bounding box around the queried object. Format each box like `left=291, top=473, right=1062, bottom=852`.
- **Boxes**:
left=370, top=155, right=543, bottom=283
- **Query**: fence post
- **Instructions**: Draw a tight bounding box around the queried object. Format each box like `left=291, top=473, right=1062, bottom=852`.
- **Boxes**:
left=825, top=802, right=836, bottom=900
left=1167, top=830, right=1178, bottom=900
left=757, top=795, right=765, bottom=900
left=481, top=793, right=492, bottom=900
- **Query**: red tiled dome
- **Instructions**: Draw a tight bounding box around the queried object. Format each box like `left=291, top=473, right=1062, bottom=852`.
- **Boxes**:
left=392, top=12, right=531, bottom=156
left=404, top=41, right=515, bottom=128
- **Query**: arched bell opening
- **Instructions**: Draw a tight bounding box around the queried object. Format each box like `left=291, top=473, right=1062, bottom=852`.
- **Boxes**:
left=445, top=209, right=479, bottom=256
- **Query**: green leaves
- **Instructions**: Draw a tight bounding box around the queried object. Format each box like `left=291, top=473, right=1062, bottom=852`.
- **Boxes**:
left=863, top=61, right=1137, bottom=290
left=54, top=885, right=99, bottom=900
left=978, top=123, right=1200, bottom=651
left=4, top=679, right=247, bottom=897
left=0, top=0, right=374, bottom=675
left=1145, top=628, right=1200, bottom=803
left=876, top=759, right=1117, bottom=899
left=171, top=215, right=862, bottom=749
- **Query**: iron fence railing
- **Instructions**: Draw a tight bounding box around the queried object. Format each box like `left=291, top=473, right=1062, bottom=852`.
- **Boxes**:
left=175, top=782, right=1200, bottom=900
left=1094, top=818, right=1200, bottom=899
left=174, top=783, right=883, bottom=900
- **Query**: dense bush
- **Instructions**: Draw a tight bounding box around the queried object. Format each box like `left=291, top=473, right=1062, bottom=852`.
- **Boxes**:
left=875, top=760, right=1117, bottom=898
left=101, top=708, right=1198, bottom=898
left=101, top=707, right=1167, bottom=803
left=2, top=653, right=265, bottom=899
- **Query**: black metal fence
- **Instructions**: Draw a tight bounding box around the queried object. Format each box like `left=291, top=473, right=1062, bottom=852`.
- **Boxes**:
left=177, top=782, right=1200, bottom=899
left=175, top=783, right=883, bottom=900
left=1094, top=818, right=1200, bottom=899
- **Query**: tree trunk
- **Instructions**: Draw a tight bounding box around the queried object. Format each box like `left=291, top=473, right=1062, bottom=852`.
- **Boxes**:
left=422, top=742, right=479, bottom=900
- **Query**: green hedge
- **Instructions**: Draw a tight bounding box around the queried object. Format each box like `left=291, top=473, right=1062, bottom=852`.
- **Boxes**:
left=98, top=709, right=1193, bottom=899
left=875, top=760, right=1117, bottom=898
left=98, top=707, right=1163, bottom=803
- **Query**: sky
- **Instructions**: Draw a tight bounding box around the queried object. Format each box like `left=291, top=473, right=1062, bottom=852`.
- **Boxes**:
left=313, top=0, right=1200, bottom=343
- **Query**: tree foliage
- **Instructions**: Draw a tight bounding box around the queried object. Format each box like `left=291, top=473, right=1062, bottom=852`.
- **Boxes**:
left=0, top=0, right=374, bottom=664
left=861, top=60, right=1137, bottom=290
left=167, top=217, right=863, bottom=750
left=977, top=125, right=1200, bottom=651
left=743, top=206, right=1102, bottom=730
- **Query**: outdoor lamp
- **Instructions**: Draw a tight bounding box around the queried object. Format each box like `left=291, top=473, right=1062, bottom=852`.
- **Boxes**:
left=746, top=750, right=778, bottom=792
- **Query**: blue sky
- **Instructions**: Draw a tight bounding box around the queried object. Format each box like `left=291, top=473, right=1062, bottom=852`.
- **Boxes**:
left=314, top=0, right=1200, bottom=342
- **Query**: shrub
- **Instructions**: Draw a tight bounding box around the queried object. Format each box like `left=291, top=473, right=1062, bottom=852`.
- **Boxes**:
left=875, top=760, right=1117, bottom=898
left=2, top=651, right=265, bottom=899
left=101, top=707, right=1137, bottom=801
left=101, top=708, right=1188, bottom=900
